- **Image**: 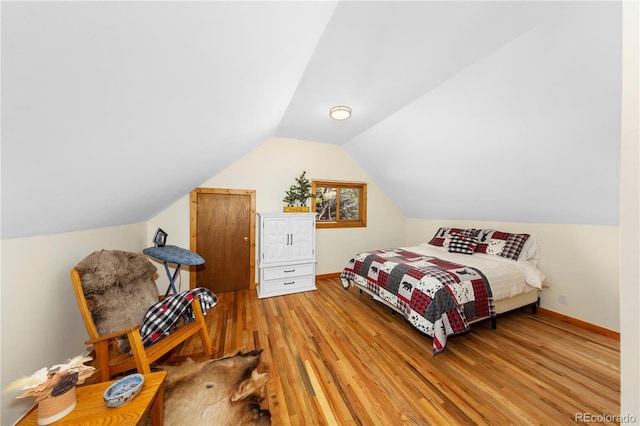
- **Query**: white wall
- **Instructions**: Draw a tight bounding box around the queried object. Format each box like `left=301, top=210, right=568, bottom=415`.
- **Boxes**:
left=620, top=0, right=639, bottom=422
left=149, top=137, right=407, bottom=289
left=406, top=219, right=619, bottom=332
left=0, top=223, right=147, bottom=425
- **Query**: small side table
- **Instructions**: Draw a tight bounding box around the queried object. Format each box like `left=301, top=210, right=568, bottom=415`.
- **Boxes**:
left=143, top=245, right=205, bottom=296
left=17, top=371, right=167, bottom=426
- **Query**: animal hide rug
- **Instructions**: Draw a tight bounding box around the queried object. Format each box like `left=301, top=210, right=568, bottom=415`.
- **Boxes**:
left=154, top=350, right=271, bottom=425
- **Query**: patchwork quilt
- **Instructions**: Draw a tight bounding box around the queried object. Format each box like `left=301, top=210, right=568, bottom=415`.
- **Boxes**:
left=340, top=249, right=495, bottom=354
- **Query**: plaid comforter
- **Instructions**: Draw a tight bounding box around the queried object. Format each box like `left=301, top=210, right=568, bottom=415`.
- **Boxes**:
left=140, top=287, right=218, bottom=347
left=340, top=249, right=494, bottom=354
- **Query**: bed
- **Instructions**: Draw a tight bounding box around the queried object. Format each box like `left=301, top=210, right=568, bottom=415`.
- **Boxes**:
left=340, top=227, right=545, bottom=355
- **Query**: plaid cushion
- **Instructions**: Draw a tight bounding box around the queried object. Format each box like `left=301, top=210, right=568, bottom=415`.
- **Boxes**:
left=499, top=233, right=530, bottom=260
left=447, top=233, right=478, bottom=255
left=474, top=229, right=530, bottom=260
left=140, top=287, right=218, bottom=347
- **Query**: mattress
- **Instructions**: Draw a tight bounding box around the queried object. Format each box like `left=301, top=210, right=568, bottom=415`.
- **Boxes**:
left=401, top=244, right=543, bottom=301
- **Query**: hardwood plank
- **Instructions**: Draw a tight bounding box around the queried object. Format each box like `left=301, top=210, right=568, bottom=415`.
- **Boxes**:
left=176, top=277, right=620, bottom=425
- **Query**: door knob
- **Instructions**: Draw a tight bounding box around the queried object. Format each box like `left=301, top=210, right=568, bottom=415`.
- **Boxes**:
left=243, top=236, right=248, bottom=242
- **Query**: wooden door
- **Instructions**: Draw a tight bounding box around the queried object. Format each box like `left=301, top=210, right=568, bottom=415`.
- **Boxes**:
left=190, top=188, right=255, bottom=293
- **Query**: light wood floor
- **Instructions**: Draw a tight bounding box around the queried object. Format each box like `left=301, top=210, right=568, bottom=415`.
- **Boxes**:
left=177, top=277, right=620, bottom=425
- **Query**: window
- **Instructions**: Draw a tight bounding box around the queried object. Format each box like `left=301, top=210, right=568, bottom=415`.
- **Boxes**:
left=312, top=180, right=367, bottom=228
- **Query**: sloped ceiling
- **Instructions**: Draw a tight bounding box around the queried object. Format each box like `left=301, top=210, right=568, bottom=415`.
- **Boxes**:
left=1, top=1, right=621, bottom=239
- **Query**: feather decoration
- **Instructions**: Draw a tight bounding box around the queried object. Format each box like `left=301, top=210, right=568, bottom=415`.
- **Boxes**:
left=3, top=355, right=95, bottom=401
left=3, top=368, right=48, bottom=393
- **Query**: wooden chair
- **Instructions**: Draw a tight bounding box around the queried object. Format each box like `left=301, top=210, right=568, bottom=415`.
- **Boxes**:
left=71, top=267, right=214, bottom=383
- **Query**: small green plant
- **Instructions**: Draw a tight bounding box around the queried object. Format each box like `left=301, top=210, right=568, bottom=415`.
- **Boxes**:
left=282, top=187, right=298, bottom=207
left=283, top=171, right=313, bottom=207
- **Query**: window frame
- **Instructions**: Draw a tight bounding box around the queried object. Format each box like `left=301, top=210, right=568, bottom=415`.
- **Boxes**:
left=311, top=180, right=367, bottom=229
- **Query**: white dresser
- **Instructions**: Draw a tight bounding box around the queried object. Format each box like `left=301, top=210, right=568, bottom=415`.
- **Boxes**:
left=257, top=212, right=317, bottom=299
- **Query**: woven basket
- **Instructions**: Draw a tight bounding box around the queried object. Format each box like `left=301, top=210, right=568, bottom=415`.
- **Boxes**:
left=37, top=387, right=76, bottom=425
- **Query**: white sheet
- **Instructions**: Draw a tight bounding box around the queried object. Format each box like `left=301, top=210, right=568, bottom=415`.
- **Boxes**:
left=398, top=244, right=543, bottom=301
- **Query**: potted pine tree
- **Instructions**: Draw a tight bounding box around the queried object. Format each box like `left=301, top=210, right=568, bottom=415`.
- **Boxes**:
left=283, top=171, right=313, bottom=212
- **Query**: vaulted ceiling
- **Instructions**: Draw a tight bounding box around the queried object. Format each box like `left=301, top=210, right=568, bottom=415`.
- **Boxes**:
left=1, top=1, right=622, bottom=239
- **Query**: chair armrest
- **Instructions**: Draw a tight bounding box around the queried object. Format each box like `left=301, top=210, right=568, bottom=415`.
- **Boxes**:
left=84, top=325, right=140, bottom=345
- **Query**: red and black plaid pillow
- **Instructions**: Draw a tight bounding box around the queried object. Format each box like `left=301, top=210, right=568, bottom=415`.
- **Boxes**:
left=447, top=233, right=478, bottom=255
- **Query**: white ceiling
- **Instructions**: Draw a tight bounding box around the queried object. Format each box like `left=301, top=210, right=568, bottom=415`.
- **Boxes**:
left=1, top=1, right=622, bottom=239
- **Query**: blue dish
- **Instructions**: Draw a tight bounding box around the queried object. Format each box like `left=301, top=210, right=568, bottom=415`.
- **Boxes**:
left=103, top=373, right=145, bottom=408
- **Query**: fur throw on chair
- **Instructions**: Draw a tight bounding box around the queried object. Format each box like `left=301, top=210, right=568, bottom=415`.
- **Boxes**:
left=75, top=250, right=159, bottom=352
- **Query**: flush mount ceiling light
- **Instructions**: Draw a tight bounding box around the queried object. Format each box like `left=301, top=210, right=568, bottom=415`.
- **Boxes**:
left=329, top=105, right=352, bottom=120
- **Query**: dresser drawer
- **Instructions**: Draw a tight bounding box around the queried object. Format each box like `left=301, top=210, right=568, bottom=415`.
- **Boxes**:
left=258, top=274, right=316, bottom=298
left=262, top=263, right=314, bottom=281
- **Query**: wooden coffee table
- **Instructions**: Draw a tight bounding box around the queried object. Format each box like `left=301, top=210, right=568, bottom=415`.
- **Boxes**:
left=17, top=371, right=167, bottom=425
